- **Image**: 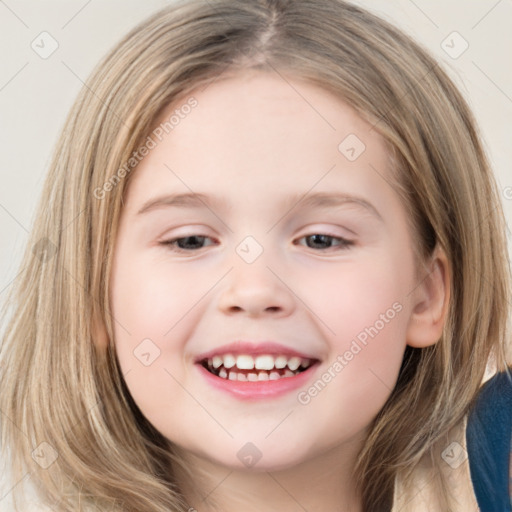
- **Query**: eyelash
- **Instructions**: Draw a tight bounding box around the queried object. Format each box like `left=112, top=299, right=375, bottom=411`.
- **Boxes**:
left=159, top=233, right=354, bottom=253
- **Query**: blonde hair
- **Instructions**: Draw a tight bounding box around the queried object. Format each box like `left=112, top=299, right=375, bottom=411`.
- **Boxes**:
left=1, top=0, right=510, bottom=510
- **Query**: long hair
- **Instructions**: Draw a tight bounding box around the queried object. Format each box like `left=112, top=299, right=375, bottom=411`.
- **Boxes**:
left=1, top=0, right=510, bottom=510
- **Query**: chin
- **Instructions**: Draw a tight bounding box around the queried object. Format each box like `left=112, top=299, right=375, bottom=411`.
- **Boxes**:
left=200, top=441, right=312, bottom=473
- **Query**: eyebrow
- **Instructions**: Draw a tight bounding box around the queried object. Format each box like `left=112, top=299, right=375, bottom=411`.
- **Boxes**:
left=136, top=191, right=383, bottom=222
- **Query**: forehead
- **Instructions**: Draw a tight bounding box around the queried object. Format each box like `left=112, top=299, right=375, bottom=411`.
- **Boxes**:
left=123, top=70, right=395, bottom=215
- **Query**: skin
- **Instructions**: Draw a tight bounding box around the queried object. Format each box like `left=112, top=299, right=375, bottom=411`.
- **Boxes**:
left=108, top=70, right=450, bottom=512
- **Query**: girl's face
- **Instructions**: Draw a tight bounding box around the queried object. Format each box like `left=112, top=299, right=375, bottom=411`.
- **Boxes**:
left=109, top=71, right=441, bottom=472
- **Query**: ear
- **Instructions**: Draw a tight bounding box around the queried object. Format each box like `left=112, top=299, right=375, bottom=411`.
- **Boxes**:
left=406, top=244, right=451, bottom=348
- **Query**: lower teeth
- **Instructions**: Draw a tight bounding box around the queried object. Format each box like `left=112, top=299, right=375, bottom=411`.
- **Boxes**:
left=209, top=366, right=306, bottom=381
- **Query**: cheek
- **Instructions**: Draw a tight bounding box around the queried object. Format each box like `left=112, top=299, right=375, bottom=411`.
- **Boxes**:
left=109, top=255, right=195, bottom=433
left=111, top=251, right=201, bottom=342
left=295, top=253, right=411, bottom=429
left=109, top=249, right=186, bottom=382
left=109, top=247, right=222, bottom=411
left=302, top=252, right=410, bottom=342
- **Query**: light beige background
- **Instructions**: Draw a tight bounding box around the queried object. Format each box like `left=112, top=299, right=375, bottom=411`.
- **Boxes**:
left=0, top=0, right=511, bottom=508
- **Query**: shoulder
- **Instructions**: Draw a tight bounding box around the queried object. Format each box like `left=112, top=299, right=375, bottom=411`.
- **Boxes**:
left=468, top=368, right=512, bottom=417
left=393, top=414, right=480, bottom=512
left=393, top=370, right=512, bottom=512
left=466, top=367, right=512, bottom=511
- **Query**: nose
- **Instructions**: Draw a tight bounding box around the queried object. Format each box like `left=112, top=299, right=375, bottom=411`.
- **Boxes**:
left=217, top=258, right=296, bottom=318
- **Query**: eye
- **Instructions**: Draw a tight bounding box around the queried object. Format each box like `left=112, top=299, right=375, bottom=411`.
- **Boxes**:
left=159, top=235, right=216, bottom=253
left=294, top=233, right=354, bottom=251
left=159, top=233, right=354, bottom=253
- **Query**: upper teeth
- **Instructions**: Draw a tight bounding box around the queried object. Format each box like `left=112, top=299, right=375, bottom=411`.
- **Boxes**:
left=209, top=354, right=310, bottom=372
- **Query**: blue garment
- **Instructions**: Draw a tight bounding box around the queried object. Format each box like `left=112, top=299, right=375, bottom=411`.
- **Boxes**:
left=466, top=367, right=512, bottom=511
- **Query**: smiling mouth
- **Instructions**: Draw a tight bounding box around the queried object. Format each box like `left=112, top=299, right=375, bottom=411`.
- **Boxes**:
left=200, top=354, right=316, bottom=382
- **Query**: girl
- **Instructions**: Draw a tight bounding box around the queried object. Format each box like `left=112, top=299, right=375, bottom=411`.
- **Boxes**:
left=1, top=0, right=510, bottom=510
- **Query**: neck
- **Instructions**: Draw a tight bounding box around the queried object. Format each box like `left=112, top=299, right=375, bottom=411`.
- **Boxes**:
left=172, top=438, right=365, bottom=512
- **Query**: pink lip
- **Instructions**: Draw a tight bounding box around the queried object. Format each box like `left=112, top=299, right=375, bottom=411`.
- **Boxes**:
left=196, top=360, right=321, bottom=400
left=194, top=340, right=319, bottom=363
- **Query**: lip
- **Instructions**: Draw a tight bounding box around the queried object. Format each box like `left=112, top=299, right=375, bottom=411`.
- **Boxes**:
left=196, top=359, right=321, bottom=400
left=194, top=340, right=319, bottom=363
